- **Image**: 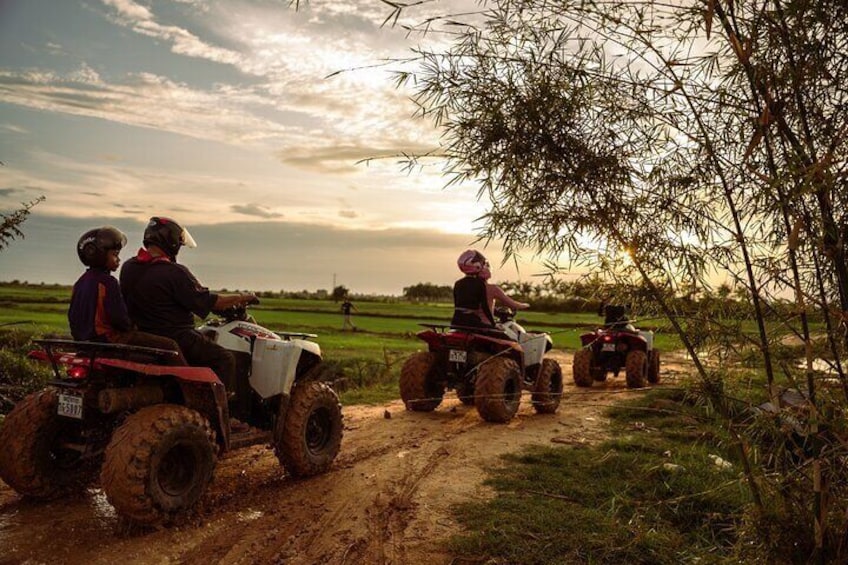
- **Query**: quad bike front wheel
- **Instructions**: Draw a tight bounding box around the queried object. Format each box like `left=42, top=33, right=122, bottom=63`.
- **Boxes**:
left=531, top=358, right=563, bottom=414
left=474, top=356, right=522, bottom=423
left=275, top=380, right=343, bottom=478
left=400, top=352, right=445, bottom=412
left=0, top=389, right=93, bottom=499
left=625, top=350, right=648, bottom=389
left=100, top=404, right=217, bottom=525
left=648, top=350, right=661, bottom=384
left=572, top=349, right=595, bottom=388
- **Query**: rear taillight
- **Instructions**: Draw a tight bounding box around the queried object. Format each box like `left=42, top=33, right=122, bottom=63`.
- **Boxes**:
left=67, top=365, right=89, bottom=379
left=603, top=335, right=613, bottom=342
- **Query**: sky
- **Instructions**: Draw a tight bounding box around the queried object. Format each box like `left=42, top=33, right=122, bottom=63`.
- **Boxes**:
left=0, top=0, right=553, bottom=296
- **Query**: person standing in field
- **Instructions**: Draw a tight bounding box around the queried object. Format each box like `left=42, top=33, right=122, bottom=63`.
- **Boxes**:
left=341, top=297, right=357, bottom=330
left=68, top=225, right=187, bottom=365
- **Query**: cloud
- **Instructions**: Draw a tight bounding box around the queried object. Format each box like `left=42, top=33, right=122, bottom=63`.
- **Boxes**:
left=277, top=142, right=437, bottom=173
left=0, top=214, right=552, bottom=295
left=0, top=188, right=22, bottom=197
left=0, top=69, right=292, bottom=146
left=231, top=203, right=283, bottom=219
left=101, top=0, right=245, bottom=69
left=338, top=209, right=357, bottom=218
left=2, top=1, right=442, bottom=179
left=0, top=123, right=28, bottom=134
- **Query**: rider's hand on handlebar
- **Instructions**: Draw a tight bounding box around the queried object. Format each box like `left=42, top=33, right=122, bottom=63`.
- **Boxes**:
left=240, top=292, right=259, bottom=306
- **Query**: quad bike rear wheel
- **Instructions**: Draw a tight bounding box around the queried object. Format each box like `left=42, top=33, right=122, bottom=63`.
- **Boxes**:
left=572, top=349, right=595, bottom=388
left=531, top=358, right=563, bottom=414
left=275, top=380, right=343, bottom=477
left=0, top=389, right=93, bottom=499
left=474, top=356, right=522, bottom=423
left=648, top=350, right=661, bottom=384
left=100, top=404, right=217, bottom=525
left=400, top=352, right=445, bottom=412
left=625, top=350, right=648, bottom=389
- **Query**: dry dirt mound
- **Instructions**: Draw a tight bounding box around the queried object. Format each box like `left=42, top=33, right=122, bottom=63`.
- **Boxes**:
left=0, top=351, right=691, bottom=564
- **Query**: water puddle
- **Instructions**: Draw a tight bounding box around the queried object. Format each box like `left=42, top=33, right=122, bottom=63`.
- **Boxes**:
left=796, top=358, right=842, bottom=376
left=238, top=508, right=264, bottom=522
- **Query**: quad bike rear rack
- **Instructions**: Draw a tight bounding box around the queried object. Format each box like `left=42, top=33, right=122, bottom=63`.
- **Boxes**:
left=30, top=339, right=182, bottom=380
left=418, top=322, right=509, bottom=336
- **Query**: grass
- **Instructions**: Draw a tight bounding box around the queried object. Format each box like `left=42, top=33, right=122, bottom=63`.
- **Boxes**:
left=0, top=281, right=684, bottom=406
left=448, top=388, right=749, bottom=564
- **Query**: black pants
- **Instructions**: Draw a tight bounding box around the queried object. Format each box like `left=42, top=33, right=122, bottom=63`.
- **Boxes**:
left=172, top=329, right=237, bottom=394
left=451, top=310, right=493, bottom=330
left=111, top=331, right=187, bottom=366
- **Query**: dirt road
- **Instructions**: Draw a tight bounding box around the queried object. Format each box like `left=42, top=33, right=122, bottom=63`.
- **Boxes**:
left=0, top=351, right=690, bottom=565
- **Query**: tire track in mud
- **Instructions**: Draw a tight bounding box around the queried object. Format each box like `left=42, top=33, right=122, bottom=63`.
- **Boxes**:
left=0, top=351, right=694, bottom=565
left=346, top=444, right=452, bottom=564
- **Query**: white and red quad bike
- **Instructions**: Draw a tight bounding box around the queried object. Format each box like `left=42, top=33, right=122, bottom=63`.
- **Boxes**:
left=400, top=307, right=563, bottom=423
left=0, top=301, right=342, bottom=525
left=572, top=304, right=660, bottom=388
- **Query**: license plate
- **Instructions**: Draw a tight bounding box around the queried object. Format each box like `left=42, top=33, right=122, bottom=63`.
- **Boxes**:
left=57, top=393, right=83, bottom=419
left=449, top=349, right=467, bottom=363
left=601, top=343, right=616, bottom=352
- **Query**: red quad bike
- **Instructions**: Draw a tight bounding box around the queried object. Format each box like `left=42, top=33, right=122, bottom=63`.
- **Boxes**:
left=0, top=301, right=343, bottom=526
left=572, top=304, right=661, bottom=389
left=400, top=307, right=563, bottom=423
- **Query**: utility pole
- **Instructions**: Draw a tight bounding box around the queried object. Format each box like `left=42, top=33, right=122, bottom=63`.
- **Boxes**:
left=332, top=273, right=336, bottom=290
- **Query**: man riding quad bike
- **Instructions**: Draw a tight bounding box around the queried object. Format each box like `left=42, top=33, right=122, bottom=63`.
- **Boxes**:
left=400, top=306, right=563, bottom=423
left=572, top=303, right=660, bottom=388
left=0, top=301, right=343, bottom=526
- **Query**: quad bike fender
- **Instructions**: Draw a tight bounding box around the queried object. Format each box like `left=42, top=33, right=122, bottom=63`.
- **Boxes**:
left=417, top=328, right=467, bottom=350
left=97, top=359, right=231, bottom=451
left=97, top=358, right=223, bottom=383
left=617, top=333, right=649, bottom=351
left=580, top=331, right=650, bottom=352
left=250, top=337, right=321, bottom=398
left=518, top=333, right=550, bottom=367
left=579, top=332, right=599, bottom=347
left=638, top=330, right=654, bottom=351
left=180, top=379, right=231, bottom=452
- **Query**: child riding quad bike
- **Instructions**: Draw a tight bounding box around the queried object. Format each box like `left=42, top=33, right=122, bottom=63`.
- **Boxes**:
left=0, top=300, right=343, bottom=526
left=572, top=303, right=660, bottom=388
left=400, top=307, right=563, bottom=423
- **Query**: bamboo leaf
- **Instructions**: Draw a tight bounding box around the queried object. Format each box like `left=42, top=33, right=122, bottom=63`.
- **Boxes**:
left=705, top=0, right=716, bottom=39
left=743, top=127, right=764, bottom=161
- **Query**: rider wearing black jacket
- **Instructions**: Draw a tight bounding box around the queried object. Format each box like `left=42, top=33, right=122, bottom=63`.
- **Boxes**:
left=120, top=217, right=255, bottom=396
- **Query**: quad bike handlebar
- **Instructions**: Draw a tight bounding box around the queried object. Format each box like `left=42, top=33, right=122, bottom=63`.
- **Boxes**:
left=494, top=306, right=516, bottom=323
left=212, top=296, right=260, bottom=323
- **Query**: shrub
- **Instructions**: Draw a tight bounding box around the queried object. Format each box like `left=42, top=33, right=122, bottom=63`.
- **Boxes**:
left=0, top=347, right=52, bottom=414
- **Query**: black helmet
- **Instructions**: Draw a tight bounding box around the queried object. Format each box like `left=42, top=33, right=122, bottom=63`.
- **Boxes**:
left=142, top=216, right=197, bottom=260
left=77, top=226, right=127, bottom=268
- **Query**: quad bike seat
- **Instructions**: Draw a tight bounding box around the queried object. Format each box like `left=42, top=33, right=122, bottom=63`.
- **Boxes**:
left=448, top=324, right=512, bottom=341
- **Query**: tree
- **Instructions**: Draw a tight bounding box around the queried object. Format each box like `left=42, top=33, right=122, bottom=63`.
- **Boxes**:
left=402, top=282, right=452, bottom=301
left=1, top=197, right=44, bottom=252
left=401, top=0, right=848, bottom=559
left=331, top=285, right=349, bottom=302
